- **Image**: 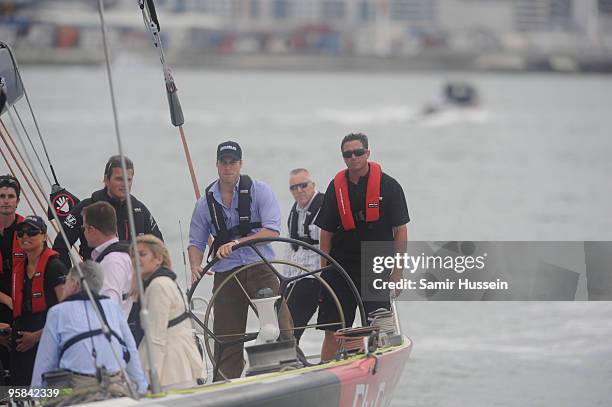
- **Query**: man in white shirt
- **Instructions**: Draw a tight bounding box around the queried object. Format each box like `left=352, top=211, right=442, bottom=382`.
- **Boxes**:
left=82, top=201, right=133, bottom=318
left=283, top=168, right=324, bottom=343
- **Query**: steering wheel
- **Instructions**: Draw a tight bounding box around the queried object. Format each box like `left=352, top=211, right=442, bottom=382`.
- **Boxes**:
left=186, top=237, right=365, bottom=380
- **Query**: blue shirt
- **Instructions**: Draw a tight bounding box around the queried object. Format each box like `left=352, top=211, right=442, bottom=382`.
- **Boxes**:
left=31, top=297, right=148, bottom=394
left=189, top=178, right=281, bottom=272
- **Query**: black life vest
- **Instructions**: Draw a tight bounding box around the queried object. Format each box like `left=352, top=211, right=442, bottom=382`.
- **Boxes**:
left=93, top=240, right=131, bottom=303
left=89, top=189, right=147, bottom=243
left=12, top=248, right=58, bottom=318
left=59, top=293, right=130, bottom=363
left=205, top=175, right=262, bottom=257
left=333, top=162, right=382, bottom=231
left=94, top=241, right=131, bottom=263
left=288, top=192, right=324, bottom=251
left=144, top=267, right=190, bottom=328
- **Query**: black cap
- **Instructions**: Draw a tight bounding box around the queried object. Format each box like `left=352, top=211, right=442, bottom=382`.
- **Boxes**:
left=18, top=215, right=47, bottom=233
left=216, top=141, right=242, bottom=161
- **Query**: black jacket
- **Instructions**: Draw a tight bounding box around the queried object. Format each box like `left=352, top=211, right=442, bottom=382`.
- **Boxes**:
left=52, top=188, right=163, bottom=267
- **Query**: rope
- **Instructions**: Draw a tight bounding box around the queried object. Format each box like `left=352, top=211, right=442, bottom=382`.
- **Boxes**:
left=2, top=116, right=47, bottom=205
left=12, top=106, right=52, bottom=185
left=0, top=120, right=59, bottom=234
left=97, top=0, right=159, bottom=396
left=4, top=43, right=58, bottom=184
left=0, top=145, right=37, bottom=216
left=1, top=41, right=132, bottom=397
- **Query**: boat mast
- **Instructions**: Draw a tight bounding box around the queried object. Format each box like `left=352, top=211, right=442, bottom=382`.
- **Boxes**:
left=138, top=0, right=201, bottom=200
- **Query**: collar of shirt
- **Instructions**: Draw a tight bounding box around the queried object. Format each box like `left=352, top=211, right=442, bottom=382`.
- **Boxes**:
left=210, top=179, right=240, bottom=210
left=295, top=190, right=320, bottom=213
left=92, top=237, right=120, bottom=261
left=204, top=178, right=279, bottom=273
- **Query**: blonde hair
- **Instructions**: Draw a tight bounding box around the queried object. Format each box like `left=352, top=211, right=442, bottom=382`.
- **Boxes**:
left=130, top=234, right=172, bottom=298
left=135, top=234, right=172, bottom=269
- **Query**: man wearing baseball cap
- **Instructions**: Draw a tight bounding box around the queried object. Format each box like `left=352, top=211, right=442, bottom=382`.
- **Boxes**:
left=188, top=140, right=293, bottom=381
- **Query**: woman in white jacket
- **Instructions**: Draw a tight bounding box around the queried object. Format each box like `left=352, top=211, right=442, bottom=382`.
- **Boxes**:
left=133, top=235, right=205, bottom=389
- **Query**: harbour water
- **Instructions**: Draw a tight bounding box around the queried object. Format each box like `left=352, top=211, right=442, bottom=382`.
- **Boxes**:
left=12, top=64, right=612, bottom=406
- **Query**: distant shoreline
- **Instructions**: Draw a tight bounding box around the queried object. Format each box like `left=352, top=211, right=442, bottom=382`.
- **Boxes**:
left=13, top=45, right=612, bottom=74
left=178, top=53, right=612, bottom=74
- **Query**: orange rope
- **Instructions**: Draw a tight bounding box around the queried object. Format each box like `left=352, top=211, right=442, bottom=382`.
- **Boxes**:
left=0, top=125, right=47, bottom=211
left=0, top=123, right=59, bottom=234
left=0, top=119, right=48, bottom=201
left=0, top=145, right=38, bottom=217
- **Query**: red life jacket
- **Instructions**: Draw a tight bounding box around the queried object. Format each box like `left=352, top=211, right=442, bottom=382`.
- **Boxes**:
left=0, top=214, right=25, bottom=276
left=333, top=162, right=382, bottom=231
left=12, top=247, right=59, bottom=318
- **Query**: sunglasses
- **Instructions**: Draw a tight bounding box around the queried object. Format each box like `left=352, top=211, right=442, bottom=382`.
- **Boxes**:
left=17, top=229, right=43, bottom=238
left=342, top=148, right=367, bottom=158
left=289, top=182, right=310, bottom=191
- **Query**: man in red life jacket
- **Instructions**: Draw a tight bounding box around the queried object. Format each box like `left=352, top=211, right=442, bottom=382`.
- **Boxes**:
left=314, top=133, right=410, bottom=361
left=0, top=175, right=25, bottom=372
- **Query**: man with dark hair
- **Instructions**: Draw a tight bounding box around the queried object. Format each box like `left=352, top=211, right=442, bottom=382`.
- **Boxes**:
left=0, top=174, right=25, bottom=373
left=340, top=132, right=369, bottom=150
left=82, top=201, right=133, bottom=318
left=53, top=155, right=163, bottom=267
left=315, top=132, right=409, bottom=361
left=188, top=140, right=292, bottom=380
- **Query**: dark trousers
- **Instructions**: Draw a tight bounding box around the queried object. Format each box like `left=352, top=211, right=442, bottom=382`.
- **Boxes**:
left=286, top=279, right=320, bottom=343
left=212, top=264, right=293, bottom=381
left=9, top=339, right=38, bottom=386
left=10, top=315, right=44, bottom=386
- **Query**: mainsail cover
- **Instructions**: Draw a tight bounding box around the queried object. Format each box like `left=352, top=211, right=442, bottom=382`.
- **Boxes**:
left=0, top=42, right=24, bottom=114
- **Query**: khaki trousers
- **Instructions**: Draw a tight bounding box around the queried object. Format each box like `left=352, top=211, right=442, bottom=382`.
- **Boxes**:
left=213, top=264, right=293, bottom=381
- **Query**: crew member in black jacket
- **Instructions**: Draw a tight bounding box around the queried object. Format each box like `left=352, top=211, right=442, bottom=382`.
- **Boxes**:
left=53, top=155, right=163, bottom=268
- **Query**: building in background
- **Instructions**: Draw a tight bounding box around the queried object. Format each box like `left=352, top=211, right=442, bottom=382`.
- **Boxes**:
left=1, top=0, right=612, bottom=71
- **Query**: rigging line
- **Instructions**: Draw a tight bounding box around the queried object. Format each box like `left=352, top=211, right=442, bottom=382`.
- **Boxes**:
left=11, top=95, right=131, bottom=406
left=0, top=123, right=50, bottom=217
left=4, top=44, right=59, bottom=185
left=97, top=0, right=159, bottom=396
left=178, top=220, right=190, bottom=290
left=0, top=143, right=38, bottom=217
left=0, top=122, right=59, bottom=235
left=0, top=115, right=59, bottom=235
left=2, top=45, right=133, bottom=400
left=12, top=106, right=52, bottom=185
left=1, top=116, right=48, bottom=202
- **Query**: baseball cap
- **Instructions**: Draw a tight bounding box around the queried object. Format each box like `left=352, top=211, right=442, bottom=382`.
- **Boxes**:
left=216, top=141, right=242, bottom=161
left=17, top=215, right=48, bottom=233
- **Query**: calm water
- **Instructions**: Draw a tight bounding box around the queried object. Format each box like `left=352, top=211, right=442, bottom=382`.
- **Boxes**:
left=11, top=64, right=612, bottom=406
